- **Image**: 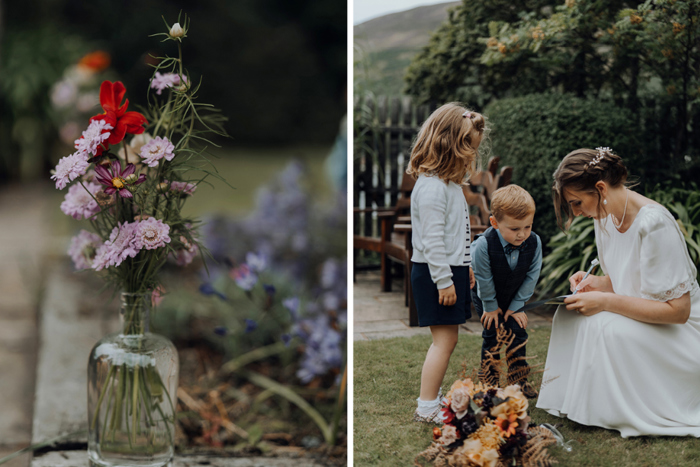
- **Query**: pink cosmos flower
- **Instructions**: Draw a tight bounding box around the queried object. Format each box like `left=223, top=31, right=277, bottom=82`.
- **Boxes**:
left=60, top=182, right=102, bottom=220
left=68, top=230, right=102, bottom=270
left=150, top=72, right=187, bottom=95
left=94, top=160, right=145, bottom=198
left=92, top=222, right=140, bottom=271
left=52, top=152, right=90, bottom=189
left=133, top=217, right=171, bottom=250
left=74, top=120, right=113, bottom=157
left=169, top=180, right=196, bottom=195
left=139, top=136, right=175, bottom=167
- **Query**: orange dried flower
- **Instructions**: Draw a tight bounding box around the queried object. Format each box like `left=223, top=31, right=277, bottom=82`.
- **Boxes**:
left=498, top=43, right=507, bottom=54
left=630, top=14, right=643, bottom=25
left=495, top=413, right=519, bottom=438
left=673, top=22, right=685, bottom=34
left=487, top=37, right=498, bottom=48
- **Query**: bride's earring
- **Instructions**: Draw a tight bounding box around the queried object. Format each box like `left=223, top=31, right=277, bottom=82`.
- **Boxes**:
left=603, top=199, right=608, bottom=205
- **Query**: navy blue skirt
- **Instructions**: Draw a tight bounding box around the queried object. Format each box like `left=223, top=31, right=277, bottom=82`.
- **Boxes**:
left=411, top=262, right=472, bottom=327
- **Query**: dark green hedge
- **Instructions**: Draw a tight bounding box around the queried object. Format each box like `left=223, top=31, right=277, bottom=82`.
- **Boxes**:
left=484, top=93, right=642, bottom=249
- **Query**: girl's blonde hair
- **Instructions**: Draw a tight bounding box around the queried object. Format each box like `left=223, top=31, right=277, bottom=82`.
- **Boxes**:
left=552, top=148, right=630, bottom=230
left=406, top=102, right=486, bottom=185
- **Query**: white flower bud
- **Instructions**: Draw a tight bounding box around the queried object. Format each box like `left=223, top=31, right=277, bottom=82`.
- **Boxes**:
left=124, top=174, right=138, bottom=184
left=157, top=182, right=170, bottom=193
left=170, top=23, right=184, bottom=38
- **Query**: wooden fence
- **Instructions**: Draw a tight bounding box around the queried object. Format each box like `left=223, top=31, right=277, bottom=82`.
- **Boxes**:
left=353, top=96, right=437, bottom=262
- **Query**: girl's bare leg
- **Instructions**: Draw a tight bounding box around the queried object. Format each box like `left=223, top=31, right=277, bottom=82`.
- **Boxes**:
left=419, top=324, right=459, bottom=400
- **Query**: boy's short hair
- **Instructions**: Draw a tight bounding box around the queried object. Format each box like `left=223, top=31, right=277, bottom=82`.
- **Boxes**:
left=490, top=185, right=536, bottom=221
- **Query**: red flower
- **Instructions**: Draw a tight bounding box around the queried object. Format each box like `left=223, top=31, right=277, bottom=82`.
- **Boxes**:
left=91, top=81, right=148, bottom=146
left=440, top=407, right=455, bottom=424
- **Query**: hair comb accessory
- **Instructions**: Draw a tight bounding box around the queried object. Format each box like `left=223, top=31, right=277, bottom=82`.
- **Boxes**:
left=590, top=147, right=612, bottom=166
left=463, top=111, right=472, bottom=118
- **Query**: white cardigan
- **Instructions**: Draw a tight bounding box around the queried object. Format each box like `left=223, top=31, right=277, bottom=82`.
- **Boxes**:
left=410, top=174, right=470, bottom=289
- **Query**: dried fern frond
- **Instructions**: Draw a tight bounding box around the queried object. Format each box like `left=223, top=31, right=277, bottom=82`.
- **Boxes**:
left=520, top=426, right=559, bottom=467
left=414, top=443, right=450, bottom=467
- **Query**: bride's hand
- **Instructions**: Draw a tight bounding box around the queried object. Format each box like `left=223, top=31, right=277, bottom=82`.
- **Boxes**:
left=564, top=292, right=607, bottom=316
left=569, top=271, right=611, bottom=293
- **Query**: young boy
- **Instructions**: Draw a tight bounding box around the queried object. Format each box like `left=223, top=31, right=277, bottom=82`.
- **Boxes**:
left=471, top=184, right=542, bottom=398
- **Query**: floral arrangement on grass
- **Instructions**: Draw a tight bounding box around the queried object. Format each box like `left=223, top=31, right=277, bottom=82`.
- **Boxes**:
left=416, top=329, right=557, bottom=467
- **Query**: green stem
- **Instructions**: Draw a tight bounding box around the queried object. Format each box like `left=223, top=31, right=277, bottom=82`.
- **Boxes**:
left=91, top=365, right=116, bottom=430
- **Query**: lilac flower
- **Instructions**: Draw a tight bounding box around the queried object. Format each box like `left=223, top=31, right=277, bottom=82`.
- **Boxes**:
left=296, top=315, right=343, bottom=384
left=94, top=161, right=146, bottom=198
left=133, top=217, right=171, bottom=250
left=139, top=136, right=175, bottom=167
left=244, top=319, right=258, bottom=334
left=51, top=152, right=89, bottom=189
left=74, top=120, right=113, bottom=156
left=231, top=264, right=257, bottom=291
left=60, top=182, right=101, bottom=220
left=150, top=72, right=187, bottom=95
left=199, top=283, right=227, bottom=301
left=169, top=181, right=197, bottom=196
left=283, top=297, right=300, bottom=320
left=92, top=222, right=140, bottom=271
left=245, top=252, right=267, bottom=273
left=68, top=230, right=102, bottom=270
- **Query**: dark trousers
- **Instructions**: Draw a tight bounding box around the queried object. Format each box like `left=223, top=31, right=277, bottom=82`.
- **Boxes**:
left=472, top=289, right=529, bottom=385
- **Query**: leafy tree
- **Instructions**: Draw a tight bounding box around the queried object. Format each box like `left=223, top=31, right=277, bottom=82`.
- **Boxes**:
left=404, top=0, right=558, bottom=108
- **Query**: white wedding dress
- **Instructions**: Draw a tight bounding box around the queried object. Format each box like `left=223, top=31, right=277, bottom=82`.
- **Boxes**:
left=536, top=204, right=700, bottom=437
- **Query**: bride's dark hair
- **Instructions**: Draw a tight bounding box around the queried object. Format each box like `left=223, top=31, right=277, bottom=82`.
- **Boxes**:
left=552, top=148, right=630, bottom=230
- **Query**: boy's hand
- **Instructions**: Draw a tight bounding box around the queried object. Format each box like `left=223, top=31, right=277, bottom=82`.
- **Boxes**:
left=469, top=268, right=476, bottom=289
left=505, top=309, right=528, bottom=329
left=481, top=308, right=502, bottom=329
left=438, top=285, right=457, bottom=306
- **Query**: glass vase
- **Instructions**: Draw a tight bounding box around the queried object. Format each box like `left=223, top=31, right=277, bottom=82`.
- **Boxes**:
left=87, top=292, right=179, bottom=467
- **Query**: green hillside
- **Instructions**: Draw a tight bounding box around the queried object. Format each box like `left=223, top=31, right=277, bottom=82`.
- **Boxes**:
left=354, top=2, right=460, bottom=97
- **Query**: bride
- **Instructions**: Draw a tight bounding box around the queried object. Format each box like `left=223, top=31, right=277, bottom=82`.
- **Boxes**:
left=536, top=147, right=700, bottom=437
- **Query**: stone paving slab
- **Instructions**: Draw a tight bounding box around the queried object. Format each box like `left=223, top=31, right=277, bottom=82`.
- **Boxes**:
left=32, top=451, right=330, bottom=467
left=31, top=261, right=119, bottom=445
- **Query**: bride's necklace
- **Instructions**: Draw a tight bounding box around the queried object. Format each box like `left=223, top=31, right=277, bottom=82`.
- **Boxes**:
left=612, top=188, right=629, bottom=231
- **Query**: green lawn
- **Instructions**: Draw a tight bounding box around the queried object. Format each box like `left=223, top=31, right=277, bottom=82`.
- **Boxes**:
left=353, top=328, right=700, bottom=466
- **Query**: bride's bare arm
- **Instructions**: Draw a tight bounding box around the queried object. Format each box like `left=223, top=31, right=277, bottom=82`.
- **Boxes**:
left=564, top=291, right=691, bottom=324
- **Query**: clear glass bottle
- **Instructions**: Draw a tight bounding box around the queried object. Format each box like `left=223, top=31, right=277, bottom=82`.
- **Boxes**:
left=87, top=292, right=179, bottom=467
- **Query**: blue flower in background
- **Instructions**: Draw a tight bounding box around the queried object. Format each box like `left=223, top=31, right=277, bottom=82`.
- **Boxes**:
left=199, top=283, right=227, bottom=301
left=213, top=326, right=228, bottom=336
left=283, top=297, right=300, bottom=320
left=246, top=251, right=268, bottom=273
left=263, top=284, right=276, bottom=296
left=244, top=318, right=258, bottom=334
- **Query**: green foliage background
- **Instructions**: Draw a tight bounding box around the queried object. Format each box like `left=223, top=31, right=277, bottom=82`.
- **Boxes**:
left=484, top=93, right=641, bottom=247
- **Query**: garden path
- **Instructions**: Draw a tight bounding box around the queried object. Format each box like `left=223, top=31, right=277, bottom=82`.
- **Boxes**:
left=353, top=270, right=555, bottom=341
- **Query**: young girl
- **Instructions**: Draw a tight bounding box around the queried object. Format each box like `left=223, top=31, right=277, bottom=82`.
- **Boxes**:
left=407, top=103, right=485, bottom=423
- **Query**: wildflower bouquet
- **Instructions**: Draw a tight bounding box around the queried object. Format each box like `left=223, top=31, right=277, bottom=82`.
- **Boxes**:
left=415, top=376, right=557, bottom=467
left=51, top=14, right=227, bottom=466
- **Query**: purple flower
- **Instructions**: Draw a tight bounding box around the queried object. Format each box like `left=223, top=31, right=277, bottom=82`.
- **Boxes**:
left=51, top=152, right=89, bottom=189
left=281, top=333, right=292, bottom=346
left=94, top=160, right=145, bottom=198
left=60, top=182, right=101, bottom=220
left=245, top=252, right=267, bottom=273
left=213, top=326, right=228, bottom=336
left=169, top=181, right=197, bottom=196
left=92, top=222, right=140, bottom=271
left=133, top=217, right=171, bottom=250
left=296, top=315, right=343, bottom=383
left=74, top=120, right=112, bottom=157
left=263, top=284, right=276, bottom=296
left=244, top=319, right=258, bottom=334
left=150, top=72, right=187, bottom=95
left=283, top=297, right=300, bottom=320
left=231, top=264, right=257, bottom=291
left=139, top=136, right=175, bottom=167
left=68, top=230, right=102, bottom=270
